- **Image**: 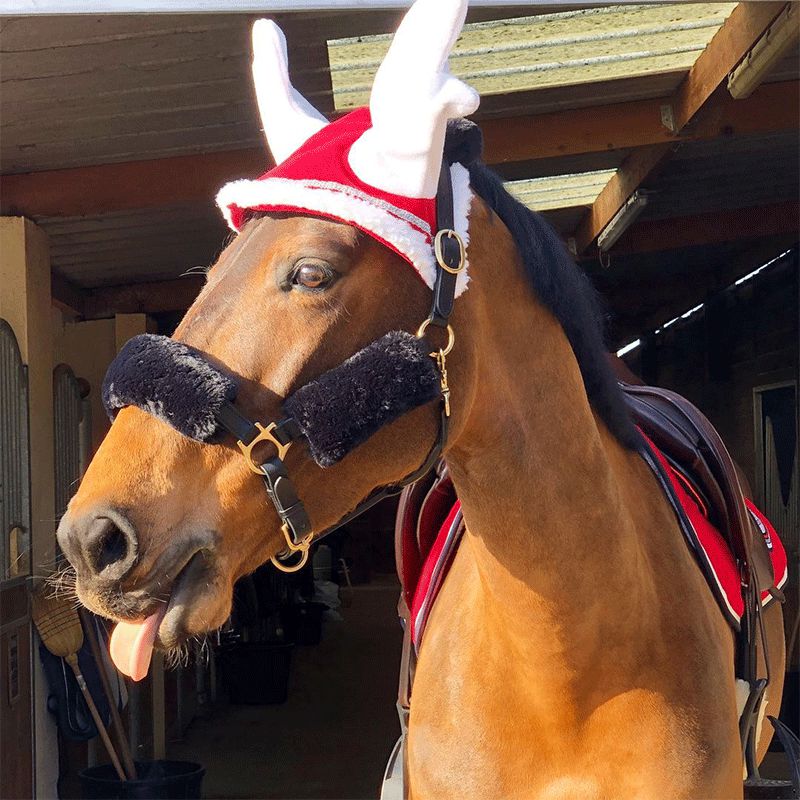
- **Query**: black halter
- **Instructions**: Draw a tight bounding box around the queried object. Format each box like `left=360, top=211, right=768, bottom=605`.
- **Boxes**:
left=212, top=159, right=464, bottom=571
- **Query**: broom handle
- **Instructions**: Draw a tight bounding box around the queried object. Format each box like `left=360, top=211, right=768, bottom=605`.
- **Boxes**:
left=78, top=609, right=137, bottom=780
left=65, top=654, right=127, bottom=782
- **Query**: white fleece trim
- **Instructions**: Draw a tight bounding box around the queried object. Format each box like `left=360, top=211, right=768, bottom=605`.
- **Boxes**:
left=215, top=163, right=473, bottom=297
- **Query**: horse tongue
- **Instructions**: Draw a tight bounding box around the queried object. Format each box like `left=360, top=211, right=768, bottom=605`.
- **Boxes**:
left=109, top=606, right=167, bottom=682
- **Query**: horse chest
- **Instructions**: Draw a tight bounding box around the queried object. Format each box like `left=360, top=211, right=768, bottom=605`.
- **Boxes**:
left=405, top=539, right=741, bottom=798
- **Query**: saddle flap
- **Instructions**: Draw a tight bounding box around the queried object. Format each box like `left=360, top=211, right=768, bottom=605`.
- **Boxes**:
left=622, top=383, right=774, bottom=594
left=395, top=472, right=437, bottom=612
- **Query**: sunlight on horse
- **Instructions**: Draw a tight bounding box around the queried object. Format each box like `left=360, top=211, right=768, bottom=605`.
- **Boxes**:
left=55, top=0, right=786, bottom=796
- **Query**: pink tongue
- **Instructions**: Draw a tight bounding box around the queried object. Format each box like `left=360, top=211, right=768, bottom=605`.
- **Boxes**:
left=110, top=606, right=167, bottom=682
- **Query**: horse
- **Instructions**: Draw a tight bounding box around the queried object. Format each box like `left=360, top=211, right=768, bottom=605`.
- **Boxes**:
left=57, top=1, right=786, bottom=796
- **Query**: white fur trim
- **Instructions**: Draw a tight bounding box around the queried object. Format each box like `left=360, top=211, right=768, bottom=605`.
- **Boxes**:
left=216, top=163, right=473, bottom=297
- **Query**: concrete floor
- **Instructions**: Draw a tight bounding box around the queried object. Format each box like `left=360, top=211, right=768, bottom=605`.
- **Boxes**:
left=168, top=573, right=795, bottom=799
left=169, top=575, right=403, bottom=800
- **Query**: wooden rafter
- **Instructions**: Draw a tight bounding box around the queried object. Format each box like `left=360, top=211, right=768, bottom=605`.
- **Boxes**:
left=55, top=200, right=799, bottom=320
left=3, top=79, right=796, bottom=220
left=83, top=276, right=204, bottom=320
left=572, top=1, right=788, bottom=255
left=583, top=201, right=800, bottom=260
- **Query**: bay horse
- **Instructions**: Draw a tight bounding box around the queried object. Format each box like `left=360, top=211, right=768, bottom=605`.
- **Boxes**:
left=57, top=2, right=785, bottom=797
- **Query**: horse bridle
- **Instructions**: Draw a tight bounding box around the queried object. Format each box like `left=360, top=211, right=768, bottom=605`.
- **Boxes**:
left=212, top=160, right=464, bottom=572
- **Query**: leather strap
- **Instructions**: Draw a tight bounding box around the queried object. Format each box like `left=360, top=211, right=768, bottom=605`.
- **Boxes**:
left=428, top=161, right=461, bottom=327
left=258, top=457, right=313, bottom=542
left=213, top=155, right=461, bottom=562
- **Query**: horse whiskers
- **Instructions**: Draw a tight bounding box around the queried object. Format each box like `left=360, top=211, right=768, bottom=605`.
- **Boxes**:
left=164, top=641, right=190, bottom=670
left=44, top=563, right=78, bottom=601
left=163, top=632, right=214, bottom=670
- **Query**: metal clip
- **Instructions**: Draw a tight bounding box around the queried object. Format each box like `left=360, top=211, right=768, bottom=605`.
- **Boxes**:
left=270, top=523, right=313, bottom=573
left=436, top=349, right=451, bottom=417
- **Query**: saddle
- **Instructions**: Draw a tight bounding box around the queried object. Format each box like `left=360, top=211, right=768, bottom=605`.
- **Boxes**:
left=390, top=381, right=789, bottom=791
left=620, top=382, right=778, bottom=599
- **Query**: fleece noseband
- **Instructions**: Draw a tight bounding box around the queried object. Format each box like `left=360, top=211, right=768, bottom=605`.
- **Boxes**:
left=102, top=160, right=463, bottom=572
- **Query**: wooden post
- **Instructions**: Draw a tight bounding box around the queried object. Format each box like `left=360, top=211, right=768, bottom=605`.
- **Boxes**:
left=0, top=217, right=58, bottom=799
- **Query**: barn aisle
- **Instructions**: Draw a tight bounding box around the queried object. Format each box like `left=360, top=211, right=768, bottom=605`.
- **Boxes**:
left=168, top=574, right=403, bottom=800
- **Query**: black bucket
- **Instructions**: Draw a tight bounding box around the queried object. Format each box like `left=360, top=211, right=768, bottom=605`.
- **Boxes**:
left=79, top=760, right=204, bottom=800
left=220, top=642, right=294, bottom=704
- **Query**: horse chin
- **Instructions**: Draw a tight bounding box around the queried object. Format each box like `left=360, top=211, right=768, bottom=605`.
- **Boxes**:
left=155, top=550, right=231, bottom=650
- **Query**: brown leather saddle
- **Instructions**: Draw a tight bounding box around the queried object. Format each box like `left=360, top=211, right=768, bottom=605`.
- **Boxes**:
left=620, top=382, right=776, bottom=597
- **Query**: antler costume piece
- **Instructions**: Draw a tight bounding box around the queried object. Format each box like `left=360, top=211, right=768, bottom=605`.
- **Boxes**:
left=216, top=0, right=479, bottom=296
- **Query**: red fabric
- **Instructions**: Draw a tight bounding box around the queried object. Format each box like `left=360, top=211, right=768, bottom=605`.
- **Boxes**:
left=402, top=439, right=788, bottom=647
left=226, top=108, right=437, bottom=241
left=416, top=476, right=456, bottom=558
left=643, top=432, right=788, bottom=621
left=410, top=500, right=461, bottom=645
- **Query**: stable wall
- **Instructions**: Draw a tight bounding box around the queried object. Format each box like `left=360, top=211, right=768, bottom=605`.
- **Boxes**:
left=52, top=311, right=156, bottom=454
left=626, top=249, right=799, bottom=666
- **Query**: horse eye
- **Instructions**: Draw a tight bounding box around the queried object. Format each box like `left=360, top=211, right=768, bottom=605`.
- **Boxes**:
left=291, top=260, right=334, bottom=290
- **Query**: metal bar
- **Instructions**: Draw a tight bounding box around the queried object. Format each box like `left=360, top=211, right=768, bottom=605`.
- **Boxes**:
left=1, top=0, right=557, bottom=13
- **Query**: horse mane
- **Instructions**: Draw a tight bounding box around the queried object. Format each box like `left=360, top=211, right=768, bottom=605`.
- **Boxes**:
left=466, top=161, right=639, bottom=449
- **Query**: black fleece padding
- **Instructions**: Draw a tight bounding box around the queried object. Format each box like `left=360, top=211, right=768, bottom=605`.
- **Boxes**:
left=102, top=334, right=238, bottom=442
left=284, top=331, right=440, bottom=467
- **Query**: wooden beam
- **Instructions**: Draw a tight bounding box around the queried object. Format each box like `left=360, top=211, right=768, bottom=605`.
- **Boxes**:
left=83, top=276, right=204, bottom=320
left=573, top=144, right=673, bottom=254
left=602, top=200, right=800, bottom=258
left=573, top=3, right=789, bottom=255
left=668, top=2, right=787, bottom=133
left=2, top=149, right=270, bottom=219
left=482, top=80, right=798, bottom=166
left=4, top=80, right=797, bottom=220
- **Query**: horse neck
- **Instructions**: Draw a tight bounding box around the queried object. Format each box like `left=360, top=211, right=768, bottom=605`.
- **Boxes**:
left=444, top=230, right=650, bottom=670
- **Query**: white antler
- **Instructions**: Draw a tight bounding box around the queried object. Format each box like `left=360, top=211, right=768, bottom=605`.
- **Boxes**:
left=348, top=0, right=479, bottom=199
left=251, top=19, right=329, bottom=165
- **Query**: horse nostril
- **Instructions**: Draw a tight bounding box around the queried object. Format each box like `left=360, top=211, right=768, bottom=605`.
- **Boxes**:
left=97, top=525, right=127, bottom=571
left=83, top=516, right=137, bottom=578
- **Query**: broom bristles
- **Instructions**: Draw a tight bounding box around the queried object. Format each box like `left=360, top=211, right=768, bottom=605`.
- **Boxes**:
left=31, top=585, right=84, bottom=658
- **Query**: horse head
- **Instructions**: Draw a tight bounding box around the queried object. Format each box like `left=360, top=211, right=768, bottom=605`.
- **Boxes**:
left=56, top=0, right=491, bottom=672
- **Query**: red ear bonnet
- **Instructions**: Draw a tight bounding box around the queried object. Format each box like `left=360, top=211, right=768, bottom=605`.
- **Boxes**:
left=216, top=1, right=479, bottom=296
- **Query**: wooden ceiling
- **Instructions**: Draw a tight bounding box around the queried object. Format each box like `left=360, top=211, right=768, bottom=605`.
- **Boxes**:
left=1, top=2, right=798, bottom=343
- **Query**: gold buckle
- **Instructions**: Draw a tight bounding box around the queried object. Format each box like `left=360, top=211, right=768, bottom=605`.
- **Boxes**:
left=237, top=422, right=292, bottom=475
left=434, top=230, right=466, bottom=274
left=270, top=523, right=313, bottom=573
left=416, top=319, right=455, bottom=357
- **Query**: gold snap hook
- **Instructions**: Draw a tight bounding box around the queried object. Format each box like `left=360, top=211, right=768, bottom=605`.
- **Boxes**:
left=437, top=349, right=451, bottom=417
left=270, top=523, right=313, bottom=573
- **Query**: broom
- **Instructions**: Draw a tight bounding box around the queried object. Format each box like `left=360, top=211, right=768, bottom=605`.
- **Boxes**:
left=78, top=607, right=137, bottom=780
left=31, top=585, right=130, bottom=781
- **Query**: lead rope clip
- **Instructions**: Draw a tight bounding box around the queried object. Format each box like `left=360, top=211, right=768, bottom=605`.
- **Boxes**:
left=436, top=349, right=451, bottom=417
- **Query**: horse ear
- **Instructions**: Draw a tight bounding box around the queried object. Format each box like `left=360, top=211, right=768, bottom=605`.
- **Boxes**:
left=251, top=19, right=329, bottom=165
left=348, top=0, right=479, bottom=199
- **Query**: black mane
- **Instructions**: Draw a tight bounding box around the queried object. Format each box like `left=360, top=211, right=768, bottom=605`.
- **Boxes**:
left=466, top=161, right=638, bottom=449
